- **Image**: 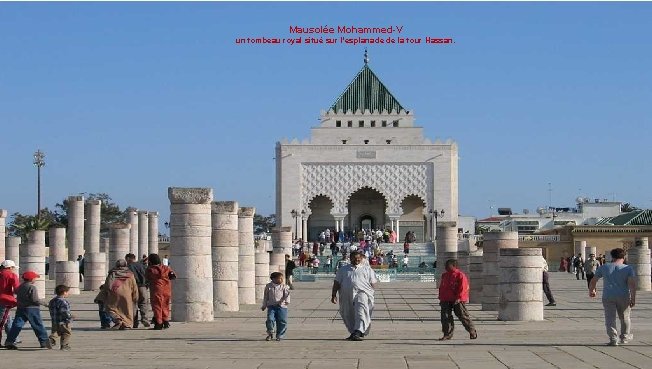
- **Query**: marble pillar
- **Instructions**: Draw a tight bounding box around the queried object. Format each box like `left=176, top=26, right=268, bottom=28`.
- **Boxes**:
left=138, top=210, right=149, bottom=260
left=67, top=195, right=85, bottom=261
left=127, top=208, right=139, bottom=256
left=148, top=211, right=159, bottom=255
left=573, top=240, right=587, bottom=262
left=238, top=207, right=256, bottom=305
left=211, top=201, right=240, bottom=312
left=56, top=261, right=80, bottom=295
left=84, top=252, right=106, bottom=291
left=100, top=237, right=110, bottom=275
left=5, top=236, right=20, bottom=274
left=169, top=187, right=214, bottom=322
left=585, top=246, right=597, bottom=258
left=109, top=223, right=131, bottom=266
left=436, top=221, right=458, bottom=255
left=469, top=253, right=484, bottom=304
left=255, top=240, right=270, bottom=302
left=498, top=248, right=544, bottom=321
left=84, top=199, right=102, bottom=254
left=0, top=209, right=6, bottom=261
left=629, top=237, right=651, bottom=291
left=48, top=226, right=67, bottom=281
left=20, top=230, right=46, bottom=298
left=482, top=231, right=518, bottom=311
left=301, top=216, right=308, bottom=242
left=271, top=227, right=292, bottom=274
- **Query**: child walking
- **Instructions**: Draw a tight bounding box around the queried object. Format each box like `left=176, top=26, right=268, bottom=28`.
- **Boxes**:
left=48, top=285, right=73, bottom=350
left=261, top=272, right=290, bottom=341
left=4, top=271, right=50, bottom=350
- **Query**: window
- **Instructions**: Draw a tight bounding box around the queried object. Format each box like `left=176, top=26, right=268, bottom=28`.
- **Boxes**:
left=392, top=120, right=399, bottom=127
left=370, top=120, right=376, bottom=127
left=364, top=140, right=369, bottom=144
left=342, top=139, right=347, bottom=144
left=359, top=120, right=364, bottom=127
left=381, top=120, right=387, bottom=127
left=336, top=120, right=341, bottom=127
left=347, top=120, right=352, bottom=127
left=386, top=139, right=392, bottom=144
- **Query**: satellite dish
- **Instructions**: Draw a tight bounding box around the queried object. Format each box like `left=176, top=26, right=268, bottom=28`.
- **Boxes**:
left=576, top=196, right=585, bottom=204
left=536, top=207, right=546, bottom=215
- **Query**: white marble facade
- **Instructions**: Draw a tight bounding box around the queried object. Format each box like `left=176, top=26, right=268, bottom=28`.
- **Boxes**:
left=276, top=60, right=458, bottom=242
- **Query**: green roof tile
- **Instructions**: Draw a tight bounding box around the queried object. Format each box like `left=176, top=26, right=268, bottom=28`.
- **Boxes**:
left=330, top=64, right=405, bottom=114
left=596, top=210, right=652, bottom=226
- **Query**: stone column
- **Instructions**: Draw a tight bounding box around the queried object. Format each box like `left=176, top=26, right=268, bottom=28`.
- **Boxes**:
left=436, top=221, right=458, bottom=255
left=629, top=237, right=651, bottom=291
left=585, top=245, right=597, bottom=258
left=67, top=195, right=85, bottom=261
left=138, top=210, right=149, bottom=260
left=498, top=248, right=544, bottom=321
left=169, top=187, right=214, bottom=322
left=48, top=226, right=67, bottom=281
left=211, top=201, right=240, bottom=312
left=457, top=250, right=470, bottom=276
left=127, top=208, right=139, bottom=256
left=56, top=261, right=80, bottom=295
left=574, top=240, right=587, bottom=262
left=0, top=209, right=6, bottom=261
left=84, top=199, right=102, bottom=254
left=482, top=231, right=518, bottom=311
left=20, top=230, right=46, bottom=298
left=84, top=252, right=106, bottom=291
left=270, top=227, right=292, bottom=274
left=238, top=207, right=256, bottom=305
left=100, top=237, right=110, bottom=274
left=469, top=253, right=484, bottom=304
left=301, top=216, right=308, bottom=242
left=109, top=223, right=131, bottom=266
left=5, top=236, right=20, bottom=274
left=255, top=240, right=270, bottom=302
left=148, top=211, right=159, bottom=255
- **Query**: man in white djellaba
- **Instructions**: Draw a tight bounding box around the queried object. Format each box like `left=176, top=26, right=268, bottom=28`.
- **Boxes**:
left=331, top=251, right=378, bottom=341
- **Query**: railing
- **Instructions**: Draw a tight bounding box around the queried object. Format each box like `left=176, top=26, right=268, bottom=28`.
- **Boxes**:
left=457, top=234, right=482, bottom=242
left=518, top=235, right=560, bottom=242
left=293, top=266, right=436, bottom=283
left=158, top=235, right=170, bottom=243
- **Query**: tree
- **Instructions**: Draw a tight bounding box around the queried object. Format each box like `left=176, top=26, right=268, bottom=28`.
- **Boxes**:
left=7, top=208, right=58, bottom=241
left=253, top=213, right=276, bottom=233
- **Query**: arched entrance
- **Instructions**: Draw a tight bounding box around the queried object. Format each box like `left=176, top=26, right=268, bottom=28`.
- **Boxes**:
left=400, top=195, right=426, bottom=242
left=307, top=195, right=335, bottom=242
left=347, top=187, right=387, bottom=233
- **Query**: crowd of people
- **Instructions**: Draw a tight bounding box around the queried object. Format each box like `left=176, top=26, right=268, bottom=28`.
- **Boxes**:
left=0, top=252, right=176, bottom=350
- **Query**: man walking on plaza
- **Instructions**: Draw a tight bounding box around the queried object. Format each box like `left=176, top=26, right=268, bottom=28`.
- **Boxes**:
left=438, top=259, right=477, bottom=340
left=584, top=253, right=601, bottom=288
left=331, top=251, right=378, bottom=341
left=574, top=253, right=585, bottom=280
left=285, top=254, right=297, bottom=290
left=588, top=248, right=636, bottom=346
left=126, top=253, right=150, bottom=328
left=542, top=257, right=556, bottom=306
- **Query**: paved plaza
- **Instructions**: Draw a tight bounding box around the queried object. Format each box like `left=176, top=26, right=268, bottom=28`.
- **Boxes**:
left=3, top=272, right=652, bottom=369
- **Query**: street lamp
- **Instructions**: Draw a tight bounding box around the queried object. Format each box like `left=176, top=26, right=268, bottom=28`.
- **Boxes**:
left=290, top=209, right=298, bottom=240
left=300, top=209, right=306, bottom=240
left=33, top=149, right=46, bottom=218
left=429, top=209, right=445, bottom=240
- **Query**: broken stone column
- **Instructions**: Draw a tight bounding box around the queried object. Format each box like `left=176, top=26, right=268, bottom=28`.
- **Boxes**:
left=84, top=252, right=106, bottom=291
left=56, top=261, right=80, bottom=295
left=211, top=201, right=240, bottom=312
left=238, top=207, right=256, bottom=305
left=67, top=195, right=85, bottom=261
left=469, top=253, right=484, bottom=304
left=148, top=211, right=159, bottom=255
left=20, top=230, right=46, bottom=298
left=629, top=237, right=651, bottom=291
left=436, top=221, right=458, bottom=255
left=48, top=226, right=67, bottom=281
left=457, top=251, right=470, bottom=276
left=498, top=248, right=544, bottom=321
left=482, top=231, right=518, bottom=311
left=138, top=210, right=149, bottom=260
left=574, top=240, right=587, bottom=262
left=127, top=208, right=139, bottom=256
left=84, top=199, right=101, bottom=254
left=585, top=246, right=597, bottom=258
left=271, top=227, right=292, bottom=274
left=100, top=237, right=110, bottom=275
left=5, top=236, right=20, bottom=274
left=109, top=223, right=131, bottom=266
left=169, top=187, right=214, bottom=322
left=0, top=209, right=6, bottom=261
left=255, top=240, right=270, bottom=302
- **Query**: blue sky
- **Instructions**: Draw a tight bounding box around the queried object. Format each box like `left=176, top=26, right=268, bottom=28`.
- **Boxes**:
left=1, top=2, right=651, bottom=226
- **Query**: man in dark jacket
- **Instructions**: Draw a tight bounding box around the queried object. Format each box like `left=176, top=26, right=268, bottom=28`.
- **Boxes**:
left=126, top=253, right=150, bottom=328
left=285, top=254, right=297, bottom=290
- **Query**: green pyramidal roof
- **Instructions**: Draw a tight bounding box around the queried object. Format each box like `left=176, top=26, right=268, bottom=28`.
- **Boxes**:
left=330, top=64, right=405, bottom=114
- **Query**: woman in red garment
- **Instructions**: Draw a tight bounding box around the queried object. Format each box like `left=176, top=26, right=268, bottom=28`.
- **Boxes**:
left=145, top=253, right=176, bottom=330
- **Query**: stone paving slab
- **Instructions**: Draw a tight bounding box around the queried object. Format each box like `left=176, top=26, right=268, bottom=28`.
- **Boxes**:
left=2, top=272, right=652, bottom=368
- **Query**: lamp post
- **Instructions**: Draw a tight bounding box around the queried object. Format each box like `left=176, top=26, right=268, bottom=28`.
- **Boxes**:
left=33, top=149, right=46, bottom=218
left=429, top=209, right=445, bottom=241
left=290, top=209, right=298, bottom=240
left=300, top=209, right=306, bottom=241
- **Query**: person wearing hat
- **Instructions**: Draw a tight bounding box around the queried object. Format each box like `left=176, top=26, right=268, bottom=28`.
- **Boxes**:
left=0, top=260, right=20, bottom=346
left=4, top=270, right=51, bottom=350
left=585, top=253, right=602, bottom=288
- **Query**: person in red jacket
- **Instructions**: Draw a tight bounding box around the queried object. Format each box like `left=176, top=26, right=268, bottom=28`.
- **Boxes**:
left=438, top=259, right=477, bottom=340
left=145, top=253, right=176, bottom=330
left=0, top=260, right=21, bottom=345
